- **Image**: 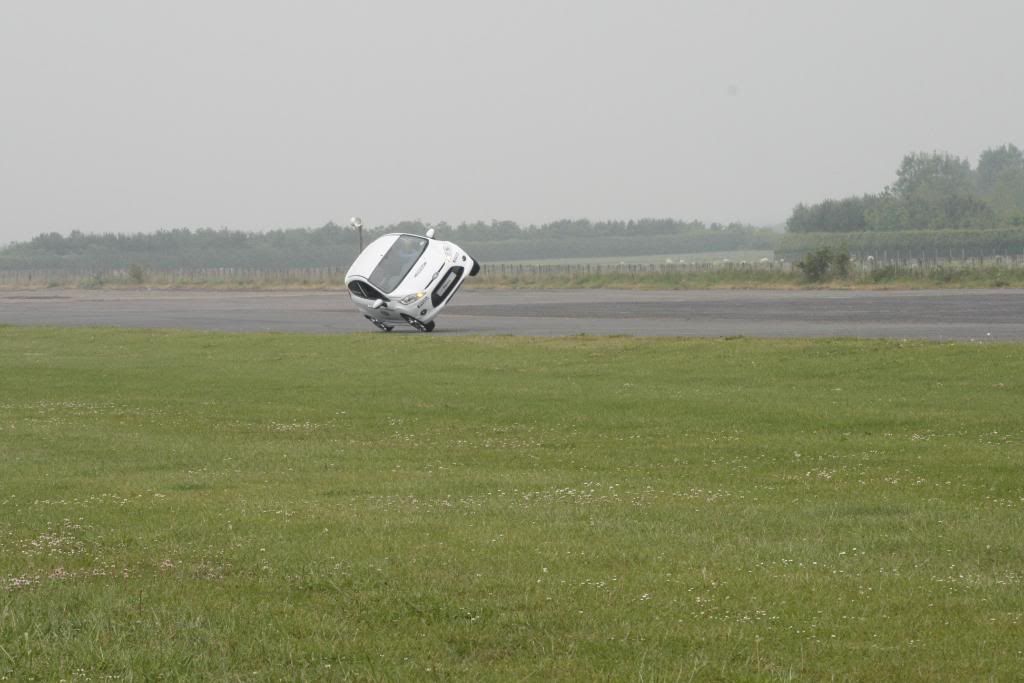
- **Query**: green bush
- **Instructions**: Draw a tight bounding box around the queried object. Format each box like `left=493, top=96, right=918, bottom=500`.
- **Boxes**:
left=797, top=247, right=850, bottom=282
left=869, top=265, right=898, bottom=283
left=128, top=263, right=145, bottom=284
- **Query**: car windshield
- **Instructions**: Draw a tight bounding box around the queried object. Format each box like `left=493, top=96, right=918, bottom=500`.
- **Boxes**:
left=368, top=235, right=429, bottom=293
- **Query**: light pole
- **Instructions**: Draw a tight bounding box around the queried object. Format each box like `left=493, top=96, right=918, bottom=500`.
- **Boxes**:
left=350, top=216, right=363, bottom=253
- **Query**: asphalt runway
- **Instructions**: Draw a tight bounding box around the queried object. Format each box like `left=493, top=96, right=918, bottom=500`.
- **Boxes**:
left=1, top=288, right=1022, bottom=341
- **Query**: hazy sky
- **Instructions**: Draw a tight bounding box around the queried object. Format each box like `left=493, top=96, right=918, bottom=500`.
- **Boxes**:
left=2, top=1, right=1022, bottom=246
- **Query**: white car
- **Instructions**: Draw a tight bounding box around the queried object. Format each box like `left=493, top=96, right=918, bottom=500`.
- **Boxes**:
left=344, top=229, right=479, bottom=332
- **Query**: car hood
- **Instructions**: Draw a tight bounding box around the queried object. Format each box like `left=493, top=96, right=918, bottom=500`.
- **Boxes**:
left=397, top=241, right=451, bottom=292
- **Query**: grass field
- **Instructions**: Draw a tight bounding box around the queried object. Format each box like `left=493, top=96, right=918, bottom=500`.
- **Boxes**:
left=2, top=327, right=1023, bottom=680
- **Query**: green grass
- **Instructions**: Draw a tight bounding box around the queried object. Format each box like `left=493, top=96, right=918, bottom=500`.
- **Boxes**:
left=2, top=327, right=1024, bottom=681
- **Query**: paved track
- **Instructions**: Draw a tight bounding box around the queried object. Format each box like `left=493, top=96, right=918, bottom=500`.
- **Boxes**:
left=1, top=288, right=1022, bottom=340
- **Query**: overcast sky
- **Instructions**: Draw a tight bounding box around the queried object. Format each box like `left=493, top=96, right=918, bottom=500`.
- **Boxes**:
left=1, top=1, right=1022, bottom=246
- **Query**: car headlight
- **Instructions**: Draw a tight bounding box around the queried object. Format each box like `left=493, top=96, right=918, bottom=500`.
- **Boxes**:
left=398, top=292, right=426, bottom=305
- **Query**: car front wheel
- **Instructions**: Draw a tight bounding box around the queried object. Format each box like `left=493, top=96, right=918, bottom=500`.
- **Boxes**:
left=402, top=314, right=435, bottom=332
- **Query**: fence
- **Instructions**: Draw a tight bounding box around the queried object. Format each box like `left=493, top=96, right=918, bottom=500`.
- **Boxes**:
left=479, top=253, right=1024, bottom=279
left=2, top=253, right=1024, bottom=288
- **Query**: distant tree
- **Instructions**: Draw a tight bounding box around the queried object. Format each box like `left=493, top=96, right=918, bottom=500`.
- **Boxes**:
left=851, top=151, right=1002, bottom=231
left=786, top=204, right=813, bottom=232
left=976, top=144, right=1024, bottom=223
left=891, top=152, right=973, bottom=200
left=787, top=196, right=880, bottom=233
left=976, top=144, right=1024, bottom=191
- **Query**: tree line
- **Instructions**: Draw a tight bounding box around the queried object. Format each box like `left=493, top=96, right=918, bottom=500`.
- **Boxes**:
left=787, top=144, right=1024, bottom=233
left=0, top=219, right=777, bottom=271
left=9, top=143, right=1019, bottom=272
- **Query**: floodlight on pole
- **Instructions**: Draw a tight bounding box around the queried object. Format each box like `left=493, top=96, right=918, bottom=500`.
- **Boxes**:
left=350, top=216, right=363, bottom=252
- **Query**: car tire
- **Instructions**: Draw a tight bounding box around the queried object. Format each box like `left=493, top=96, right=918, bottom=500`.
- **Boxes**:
left=469, top=258, right=480, bottom=276
left=401, top=313, right=433, bottom=332
left=366, top=316, right=393, bottom=332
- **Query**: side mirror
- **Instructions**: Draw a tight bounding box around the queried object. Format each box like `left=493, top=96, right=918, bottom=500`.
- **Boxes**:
left=425, top=228, right=435, bottom=239
left=371, top=299, right=385, bottom=310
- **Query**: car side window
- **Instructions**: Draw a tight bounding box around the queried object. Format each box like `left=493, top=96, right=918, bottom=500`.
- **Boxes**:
left=348, top=281, right=386, bottom=300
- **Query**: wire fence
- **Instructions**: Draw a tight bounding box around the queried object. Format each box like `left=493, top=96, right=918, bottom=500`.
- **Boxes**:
left=2, top=252, right=1024, bottom=287
left=483, top=252, right=1024, bottom=277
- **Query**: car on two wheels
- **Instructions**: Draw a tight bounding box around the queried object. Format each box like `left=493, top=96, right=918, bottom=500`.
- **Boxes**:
left=344, top=229, right=479, bottom=332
